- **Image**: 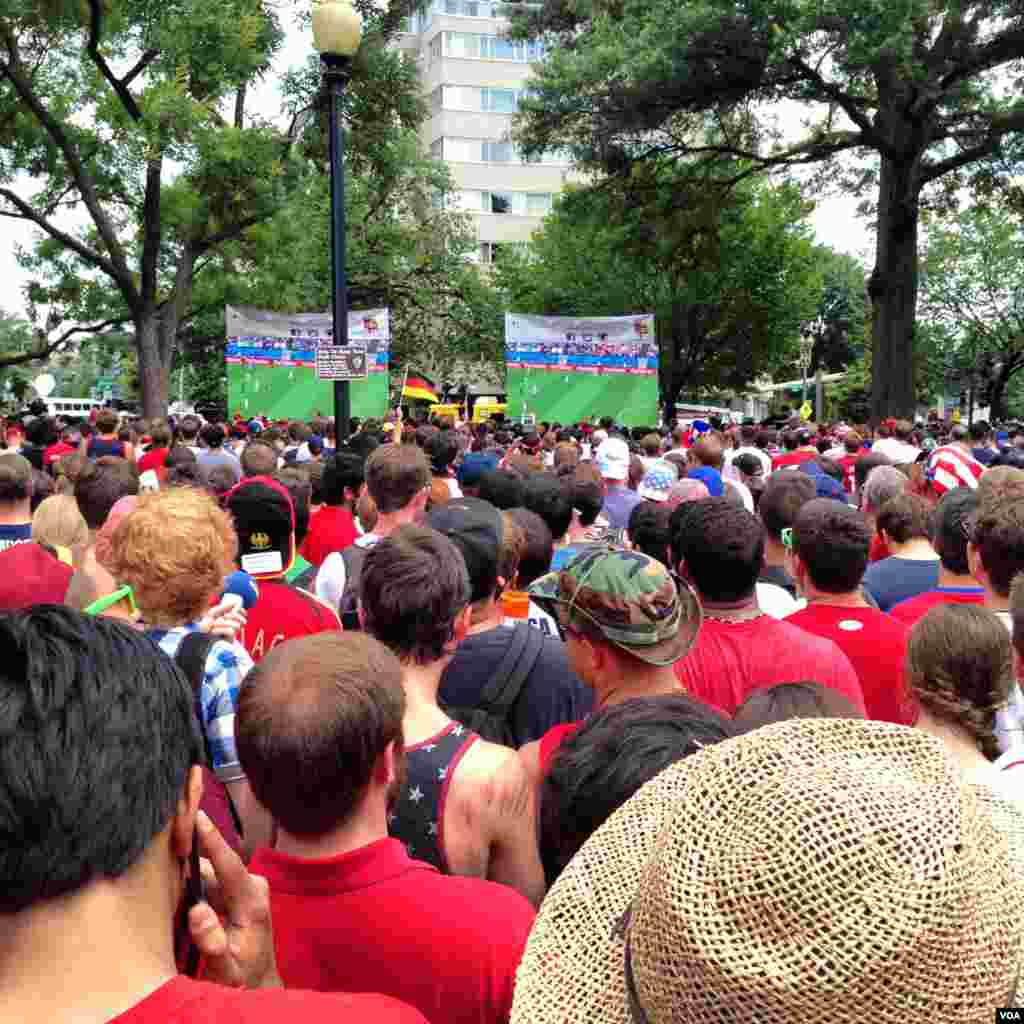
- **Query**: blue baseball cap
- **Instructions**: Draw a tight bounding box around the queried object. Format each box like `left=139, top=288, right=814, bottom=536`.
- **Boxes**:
left=687, top=466, right=724, bottom=497
left=457, top=452, right=499, bottom=487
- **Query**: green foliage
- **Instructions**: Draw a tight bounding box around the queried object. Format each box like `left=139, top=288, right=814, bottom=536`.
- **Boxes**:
left=496, top=166, right=823, bottom=412
left=509, top=0, right=1024, bottom=419
left=0, top=0, right=441, bottom=415
left=918, top=204, right=1024, bottom=421
left=183, top=138, right=504, bottom=408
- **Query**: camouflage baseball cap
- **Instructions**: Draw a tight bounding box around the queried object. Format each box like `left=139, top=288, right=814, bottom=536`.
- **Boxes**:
left=528, top=546, right=702, bottom=666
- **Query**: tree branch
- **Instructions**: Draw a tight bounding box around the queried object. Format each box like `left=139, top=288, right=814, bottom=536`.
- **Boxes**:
left=920, top=110, right=1024, bottom=183
left=0, top=188, right=122, bottom=281
left=86, top=0, right=144, bottom=121
left=122, top=49, right=159, bottom=87
left=0, top=26, right=135, bottom=297
left=0, top=316, right=130, bottom=371
left=787, top=55, right=892, bottom=156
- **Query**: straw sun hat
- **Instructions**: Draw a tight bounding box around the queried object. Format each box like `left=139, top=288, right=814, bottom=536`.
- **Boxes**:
left=512, top=718, right=1024, bottom=1024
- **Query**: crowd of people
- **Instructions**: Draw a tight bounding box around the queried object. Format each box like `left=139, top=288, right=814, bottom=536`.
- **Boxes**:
left=3, top=403, right=1024, bottom=1021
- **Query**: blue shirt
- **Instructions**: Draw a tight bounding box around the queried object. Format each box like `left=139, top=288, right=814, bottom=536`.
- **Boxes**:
left=601, top=485, right=643, bottom=530
left=863, top=557, right=941, bottom=612
left=149, top=624, right=253, bottom=783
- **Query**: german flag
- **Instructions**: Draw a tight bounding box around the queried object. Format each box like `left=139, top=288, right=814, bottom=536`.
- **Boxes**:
left=402, top=373, right=439, bottom=403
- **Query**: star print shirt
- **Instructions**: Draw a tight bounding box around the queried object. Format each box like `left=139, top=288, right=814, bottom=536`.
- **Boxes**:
left=388, top=721, right=478, bottom=872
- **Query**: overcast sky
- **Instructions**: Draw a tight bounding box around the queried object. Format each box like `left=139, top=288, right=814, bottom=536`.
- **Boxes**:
left=0, top=20, right=875, bottom=323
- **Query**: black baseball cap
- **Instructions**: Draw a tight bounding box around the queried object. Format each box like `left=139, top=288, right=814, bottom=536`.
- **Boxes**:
left=426, top=497, right=503, bottom=604
left=225, top=476, right=295, bottom=580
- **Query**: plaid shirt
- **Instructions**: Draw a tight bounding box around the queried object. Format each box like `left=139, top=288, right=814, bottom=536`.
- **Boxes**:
left=151, top=624, right=253, bottom=783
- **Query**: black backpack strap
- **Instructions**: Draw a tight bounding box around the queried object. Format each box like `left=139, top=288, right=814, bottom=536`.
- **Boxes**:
left=339, top=545, right=369, bottom=629
left=172, top=630, right=243, bottom=836
left=478, top=622, right=544, bottom=721
left=174, top=631, right=218, bottom=765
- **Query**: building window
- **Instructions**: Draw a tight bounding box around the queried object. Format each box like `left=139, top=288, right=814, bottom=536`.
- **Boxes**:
left=481, top=87, right=519, bottom=112
left=526, top=192, right=552, bottom=215
left=482, top=139, right=515, bottom=162
left=439, top=31, right=545, bottom=62
left=486, top=190, right=513, bottom=214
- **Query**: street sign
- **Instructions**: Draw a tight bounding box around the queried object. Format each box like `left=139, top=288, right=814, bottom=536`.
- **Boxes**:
left=316, top=345, right=368, bottom=381
left=799, top=401, right=813, bottom=421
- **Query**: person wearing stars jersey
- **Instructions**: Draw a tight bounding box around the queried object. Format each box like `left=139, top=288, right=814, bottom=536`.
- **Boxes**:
left=359, top=523, right=546, bottom=909
left=236, top=632, right=535, bottom=1024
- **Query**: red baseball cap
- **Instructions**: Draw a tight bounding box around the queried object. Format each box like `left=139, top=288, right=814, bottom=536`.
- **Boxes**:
left=0, top=543, right=74, bottom=610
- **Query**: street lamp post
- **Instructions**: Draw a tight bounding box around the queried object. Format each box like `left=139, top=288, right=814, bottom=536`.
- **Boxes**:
left=798, top=321, right=818, bottom=407
left=312, top=0, right=363, bottom=445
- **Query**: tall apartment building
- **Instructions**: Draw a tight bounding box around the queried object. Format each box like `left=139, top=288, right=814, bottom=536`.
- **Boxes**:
left=394, top=1, right=572, bottom=264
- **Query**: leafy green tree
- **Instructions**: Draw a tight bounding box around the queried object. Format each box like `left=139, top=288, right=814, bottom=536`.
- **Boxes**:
left=918, top=205, right=1024, bottom=421
left=181, top=135, right=504, bottom=409
left=496, top=167, right=823, bottom=422
left=1, top=0, right=422, bottom=417
left=510, top=0, right=1024, bottom=421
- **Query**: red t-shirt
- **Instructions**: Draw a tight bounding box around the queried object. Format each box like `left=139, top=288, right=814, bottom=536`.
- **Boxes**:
left=250, top=838, right=535, bottom=1024
left=674, top=615, right=865, bottom=717
left=868, top=533, right=890, bottom=563
left=888, top=586, right=986, bottom=627
left=785, top=604, right=915, bottom=724
left=138, top=446, right=171, bottom=481
left=238, top=580, right=340, bottom=662
left=837, top=453, right=859, bottom=493
left=300, top=506, right=358, bottom=568
left=538, top=721, right=583, bottom=776
left=44, top=440, right=76, bottom=468
left=771, top=449, right=818, bottom=471
left=110, top=976, right=427, bottom=1023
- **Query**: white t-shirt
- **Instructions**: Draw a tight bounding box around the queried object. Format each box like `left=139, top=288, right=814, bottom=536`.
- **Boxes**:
left=758, top=582, right=805, bottom=620
left=872, top=438, right=921, bottom=463
left=315, top=532, right=382, bottom=610
left=528, top=599, right=560, bottom=639
left=994, top=611, right=1024, bottom=755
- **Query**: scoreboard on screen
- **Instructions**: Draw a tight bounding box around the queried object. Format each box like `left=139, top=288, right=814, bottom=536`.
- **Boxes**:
left=505, top=313, right=658, bottom=427
left=225, top=306, right=390, bottom=420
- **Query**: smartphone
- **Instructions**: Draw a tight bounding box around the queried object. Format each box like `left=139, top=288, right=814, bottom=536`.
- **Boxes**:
left=175, top=829, right=207, bottom=977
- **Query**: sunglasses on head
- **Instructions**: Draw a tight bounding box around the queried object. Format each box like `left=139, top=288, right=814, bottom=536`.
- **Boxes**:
left=83, top=584, right=137, bottom=617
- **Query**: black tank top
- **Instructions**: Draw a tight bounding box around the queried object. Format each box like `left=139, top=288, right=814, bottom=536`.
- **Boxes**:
left=388, top=721, right=479, bottom=871
left=87, top=437, right=125, bottom=459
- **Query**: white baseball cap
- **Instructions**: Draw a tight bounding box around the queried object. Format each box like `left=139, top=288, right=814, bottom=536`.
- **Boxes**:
left=596, top=437, right=630, bottom=481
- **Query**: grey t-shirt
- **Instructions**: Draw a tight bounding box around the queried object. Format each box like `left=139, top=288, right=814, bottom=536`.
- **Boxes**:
left=197, top=448, right=242, bottom=484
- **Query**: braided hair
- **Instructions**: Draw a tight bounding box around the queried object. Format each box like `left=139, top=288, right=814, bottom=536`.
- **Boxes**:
left=906, top=604, right=1014, bottom=762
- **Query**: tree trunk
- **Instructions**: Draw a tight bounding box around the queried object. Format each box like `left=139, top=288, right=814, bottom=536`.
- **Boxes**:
left=869, top=154, right=921, bottom=423
left=134, top=248, right=195, bottom=418
left=136, top=314, right=170, bottom=418
left=990, top=368, right=1011, bottom=423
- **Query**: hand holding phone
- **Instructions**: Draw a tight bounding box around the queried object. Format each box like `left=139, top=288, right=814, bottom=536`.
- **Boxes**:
left=186, top=810, right=282, bottom=990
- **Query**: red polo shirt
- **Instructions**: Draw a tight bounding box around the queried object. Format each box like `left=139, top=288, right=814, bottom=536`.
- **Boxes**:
left=785, top=604, right=916, bottom=724
left=111, top=976, right=427, bottom=1023
left=250, top=838, right=535, bottom=1024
